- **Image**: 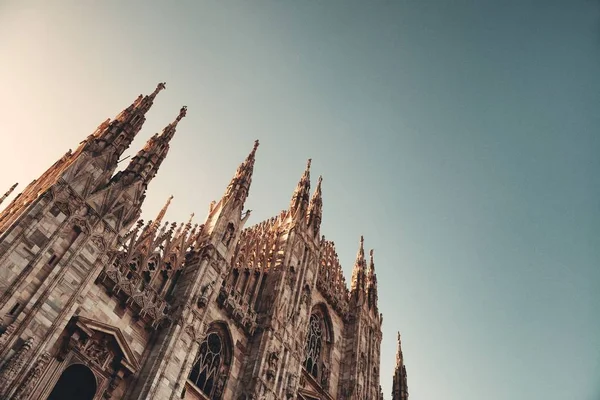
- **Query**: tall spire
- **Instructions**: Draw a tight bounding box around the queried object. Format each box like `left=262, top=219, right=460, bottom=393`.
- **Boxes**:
left=222, top=140, right=260, bottom=207
left=392, top=332, right=409, bottom=400
left=0, top=183, right=17, bottom=207
left=367, top=248, right=379, bottom=311
left=351, top=235, right=367, bottom=296
left=119, top=82, right=166, bottom=118
left=289, top=159, right=312, bottom=221
left=306, top=175, right=323, bottom=235
left=115, top=106, right=187, bottom=187
left=89, top=82, right=167, bottom=157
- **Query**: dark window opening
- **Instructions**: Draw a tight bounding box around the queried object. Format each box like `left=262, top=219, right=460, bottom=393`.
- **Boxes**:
left=48, top=254, right=57, bottom=266
left=9, top=302, right=20, bottom=315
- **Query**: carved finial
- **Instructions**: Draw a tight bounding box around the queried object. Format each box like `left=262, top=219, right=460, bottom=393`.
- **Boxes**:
left=370, top=249, right=374, bottom=263
left=177, top=106, right=187, bottom=122
left=154, top=82, right=167, bottom=96
left=253, top=139, right=260, bottom=152
left=307, top=158, right=312, bottom=169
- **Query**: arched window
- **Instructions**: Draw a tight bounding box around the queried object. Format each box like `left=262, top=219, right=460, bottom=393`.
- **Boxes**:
left=188, top=324, right=232, bottom=399
left=304, top=314, right=323, bottom=378
left=303, top=305, right=334, bottom=388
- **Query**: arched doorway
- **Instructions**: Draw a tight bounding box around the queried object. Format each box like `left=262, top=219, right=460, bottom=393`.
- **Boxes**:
left=47, top=363, right=97, bottom=400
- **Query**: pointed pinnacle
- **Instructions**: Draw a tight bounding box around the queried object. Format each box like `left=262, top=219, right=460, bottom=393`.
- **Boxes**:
left=358, top=235, right=365, bottom=258
left=309, top=176, right=323, bottom=203
left=396, top=331, right=404, bottom=366
left=222, top=140, right=260, bottom=205
left=158, top=106, right=187, bottom=142
left=148, top=195, right=173, bottom=232
left=241, top=139, right=260, bottom=173
left=290, top=158, right=312, bottom=215
left=307, top=175, right=323, bottom=231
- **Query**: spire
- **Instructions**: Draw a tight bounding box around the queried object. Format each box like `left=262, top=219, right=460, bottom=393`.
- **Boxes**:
left=89, top=82, right=167, bottom=157
left=306, top=175, right=322, bottom=235
left=222, top=140, right=259, bottom=207
left=350, top=235, right=367, bottom=296
left=0, top=183, right=18, bottom=207
left=396, top=332, right=403, bottom=367
left=115, top=106, right=187, bottom=187
left=121, top=82, right=166, bottom=117
left=367, top=248, right=379, bottom=311
left=289, top=159, right=312, bottom=221
left=155, top=104, right=187, bottom=142
left=392, top=332, right=409, bottom=400
left=150, top=195, right=173, bottom=231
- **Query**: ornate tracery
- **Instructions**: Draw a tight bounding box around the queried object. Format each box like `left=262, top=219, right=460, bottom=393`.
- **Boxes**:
left=188, top=324, right=232, bottom=399
left=304, top=314, right=323, bottom=378
left=303, top=306, right=333, bottom=389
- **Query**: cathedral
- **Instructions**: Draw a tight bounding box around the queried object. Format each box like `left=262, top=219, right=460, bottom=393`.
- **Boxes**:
left=0, top=83, right=409, bottom=400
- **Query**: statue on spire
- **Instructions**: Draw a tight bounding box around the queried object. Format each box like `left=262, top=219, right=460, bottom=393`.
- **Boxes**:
left=177, top=105, right=187, bottom=122
left=153, top=82, right=167, bottom=96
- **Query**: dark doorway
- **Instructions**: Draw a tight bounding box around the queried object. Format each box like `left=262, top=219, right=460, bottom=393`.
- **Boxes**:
left=47, top=363, right=97, bottom=400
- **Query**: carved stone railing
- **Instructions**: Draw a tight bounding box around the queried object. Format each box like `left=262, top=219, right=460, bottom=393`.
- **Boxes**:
left=97, top=263, right=171, bottom=329
left=216, top=285, right=257, bottom=336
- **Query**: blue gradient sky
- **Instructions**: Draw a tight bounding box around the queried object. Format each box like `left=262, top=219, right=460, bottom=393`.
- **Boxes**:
left=1, top=1, right=599, bottom=399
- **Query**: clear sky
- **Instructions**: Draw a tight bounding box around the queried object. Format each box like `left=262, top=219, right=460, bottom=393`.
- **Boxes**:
left=1, top=1, right=599, bottom=399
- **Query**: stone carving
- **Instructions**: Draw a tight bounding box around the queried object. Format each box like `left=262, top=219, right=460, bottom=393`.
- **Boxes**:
left=197, top=281, right=214, bottom=308
left=81, top=336, right=112, bottom=368
left=90, top=235, right=107, bottom=252
left=321, top=362, right=329, bottom=389
left=216, top=284, right=257, bottom=335
left=0, top=323, right=16, bottom=349
left=0, top=337, right=34, bottom=396
left=12, top=351, right=52, bottom=400
left=265, top=348, right=279, bottom=381
left=53, top=201, right=71, bottom=216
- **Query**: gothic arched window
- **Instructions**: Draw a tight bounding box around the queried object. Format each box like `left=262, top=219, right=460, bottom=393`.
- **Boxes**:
left=303, top=306, right=334, bottom=389
left=188, top=324, right=232, bottom=399
left=304, top=314, right=323, bottom=378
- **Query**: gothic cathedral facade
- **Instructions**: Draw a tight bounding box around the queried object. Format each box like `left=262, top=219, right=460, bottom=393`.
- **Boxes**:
left=0, top=84, right=409, bottom=400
